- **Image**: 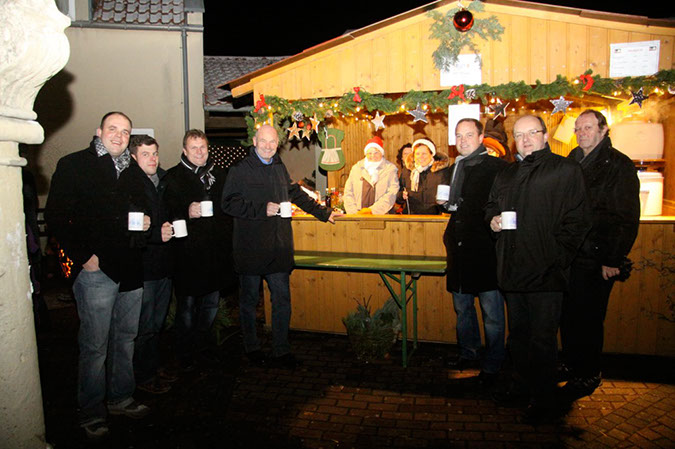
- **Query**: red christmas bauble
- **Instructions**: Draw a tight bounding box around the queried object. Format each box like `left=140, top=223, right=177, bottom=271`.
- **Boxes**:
left=453, top=9, right=474, bottom=32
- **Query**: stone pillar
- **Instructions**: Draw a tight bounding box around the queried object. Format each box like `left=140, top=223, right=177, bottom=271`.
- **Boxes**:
left=0, top=2, right=70, bottom=449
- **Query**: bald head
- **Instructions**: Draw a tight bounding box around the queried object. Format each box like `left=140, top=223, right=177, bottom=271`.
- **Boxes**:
left=253, top=124, right=279, bottom=163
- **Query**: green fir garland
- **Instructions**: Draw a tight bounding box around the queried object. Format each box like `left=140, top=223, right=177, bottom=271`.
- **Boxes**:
left=246, top=69, right=675, bottom=145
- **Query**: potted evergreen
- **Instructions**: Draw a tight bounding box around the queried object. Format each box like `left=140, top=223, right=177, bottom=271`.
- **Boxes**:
left=342, top=297, right=401, bottom=361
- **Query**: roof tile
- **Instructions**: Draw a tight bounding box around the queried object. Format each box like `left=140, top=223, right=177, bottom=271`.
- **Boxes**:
left=93, top=0, right=186, bottom=26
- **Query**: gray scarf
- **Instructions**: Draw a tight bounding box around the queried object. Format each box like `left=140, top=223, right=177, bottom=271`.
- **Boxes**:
left=94, top=137, right=130, bottom=178
left=445, top=146, right=488, bottom=211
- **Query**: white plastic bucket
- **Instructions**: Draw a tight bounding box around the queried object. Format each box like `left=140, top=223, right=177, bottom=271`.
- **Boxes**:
left=637, top=171, right=663, bottom=216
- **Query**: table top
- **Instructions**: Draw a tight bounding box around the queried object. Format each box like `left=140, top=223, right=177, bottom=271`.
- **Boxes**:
left=294, top=250, right=447, bottom=274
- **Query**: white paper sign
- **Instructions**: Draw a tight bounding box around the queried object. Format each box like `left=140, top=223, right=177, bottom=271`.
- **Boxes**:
left=448, top=104, right=481, bottom=146
left=440, top=54, right=482, bottom=87
left=610, top=40, right=660, bottom=78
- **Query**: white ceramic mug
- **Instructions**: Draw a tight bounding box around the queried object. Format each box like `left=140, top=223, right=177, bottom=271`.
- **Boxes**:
left=277, top=201, right=292, bottom=218
left=200, top=200, right=213, bottom=217
left=172, top=219, right=188, bottom=238
left=128, top=212, right=144, bottom=231
left=501, top=211, right=517, bottom=230
left=436, top=184, right=450, bottom=202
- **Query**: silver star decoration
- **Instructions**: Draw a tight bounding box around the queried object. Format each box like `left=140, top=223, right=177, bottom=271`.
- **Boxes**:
left=371, top=111, right=386, bottom=130
left=408, top=103, right=428, bottom=123
left=629, top=87, right=648, bottom=108
left=488, top=99, right=510, bottom=118
left=550, top=96, right=573, bottom=114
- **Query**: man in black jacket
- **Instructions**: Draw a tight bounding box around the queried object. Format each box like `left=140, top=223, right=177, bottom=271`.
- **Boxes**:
left=443, top=118, right=508, bottom=383
left=45, top=112, right=150, bottom=440
left=119, top=135, right=175, bottom=394
left=163, top=129, right=234, bottom=371
left=560, top=110, right=640, bottom=399
left=222, top=125, right=339, bottom=368
left=486, top=115, right=591, bottom=420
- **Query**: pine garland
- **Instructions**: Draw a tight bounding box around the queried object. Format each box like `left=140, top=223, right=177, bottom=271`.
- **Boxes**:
left=428, top=1, right=504, bottom=71
left=246, top=69, right=675, bottom=144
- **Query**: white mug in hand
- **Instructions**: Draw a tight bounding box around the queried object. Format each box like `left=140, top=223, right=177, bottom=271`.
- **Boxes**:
left=128, top=212, right=145, bottom=231
left=436, top=184, right=450, bottom=202
left=501, top=211, right=517, bottom=230
left=277, top=201, right=292, bottom=218
left=200, top=200, right=213, bottom=217
left=172, top=219, right=188, bottom=238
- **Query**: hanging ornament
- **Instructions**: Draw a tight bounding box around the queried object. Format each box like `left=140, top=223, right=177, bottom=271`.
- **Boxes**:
left=668, top=85, right=675, bottom=95
left=325, top=109, right=334, bottom=119
left=629, top=87, right=648, bottom=108
left=465, top=88, right=477, bottom=101
left=550, top=96, right=573, bottom=114
left=448, top=85, right=466, bottom=101
left=371, top=111, right=386, bottom=131
left=453, top=8, right=474, bottom=32
left=310, top=114, right=320, bottom=132
left=353, top=87, right=362, bottom=103
left=579, top=74, right=594, bottom=92
left=254, top=94, right=267, bottom=113
left=292, top=111, right=304, bottom=122
left=287, top=122, right=301, bottom=140
left=318, top=128, right=346, bottom=171
left=488, top=99, right=509, bottom=118
left=408, top=103, right=428, bottom=123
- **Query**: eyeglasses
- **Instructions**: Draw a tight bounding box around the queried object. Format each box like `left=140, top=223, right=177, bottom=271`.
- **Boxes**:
left=513, top=129, right=544, bottom=140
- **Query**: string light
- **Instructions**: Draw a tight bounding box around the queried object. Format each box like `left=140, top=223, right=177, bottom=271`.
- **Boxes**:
left=209, top=145, right=248, bottom=168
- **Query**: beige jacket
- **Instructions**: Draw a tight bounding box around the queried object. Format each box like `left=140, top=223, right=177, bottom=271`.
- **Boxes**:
left=343, top=158, right=399, bottom=214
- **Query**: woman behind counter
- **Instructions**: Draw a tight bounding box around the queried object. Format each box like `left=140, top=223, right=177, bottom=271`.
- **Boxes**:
left=399, top=138, right=451, bottom=214
left=343, top=136, right=399, bottom=215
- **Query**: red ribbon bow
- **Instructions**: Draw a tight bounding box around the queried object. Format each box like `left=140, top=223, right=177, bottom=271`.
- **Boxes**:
left=579, top=75, right=594, bottom=92
left=448, top=85, right=466, bottom=101
left=254, top=94, right=267, bottom=113
left=353, top=87, right=362, bottom=103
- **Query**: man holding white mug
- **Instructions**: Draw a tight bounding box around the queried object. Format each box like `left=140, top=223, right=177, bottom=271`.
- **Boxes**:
left=163, top=129, right=235, bottom=371
left=45, top=112, right=151, bottom=440
left=485, top=115, right=590, bottom=422
left=441, top=118, right=508, bottom=383
left=222, top=124, right=340, bottom=369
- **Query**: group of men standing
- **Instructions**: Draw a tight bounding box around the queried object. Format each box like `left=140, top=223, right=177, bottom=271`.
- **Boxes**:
left=443, top=111, right=640, bottom=422
left=45, top=112, right=333, bottom=440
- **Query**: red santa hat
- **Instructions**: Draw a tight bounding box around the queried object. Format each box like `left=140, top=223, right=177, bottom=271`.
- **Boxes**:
left=363, top=136, right=385, bottom=155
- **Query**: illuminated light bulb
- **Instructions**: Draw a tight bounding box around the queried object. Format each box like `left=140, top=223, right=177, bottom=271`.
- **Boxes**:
left=422, top=104, right=429, bottom=110
left=319, top=103, right=324, bottom=108
left=400, top=104, right=406, bottom=110
left=573, top=79, right=580, bottom=84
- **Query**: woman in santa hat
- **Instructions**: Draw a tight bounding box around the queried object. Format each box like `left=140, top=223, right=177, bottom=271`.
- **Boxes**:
left=342, top=136, right=399, bottom=215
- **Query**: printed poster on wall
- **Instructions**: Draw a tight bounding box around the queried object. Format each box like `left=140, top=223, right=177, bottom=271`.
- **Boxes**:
left=440, top=54, right=482, bottom=87
left=609, top=40, right=660, bottom=78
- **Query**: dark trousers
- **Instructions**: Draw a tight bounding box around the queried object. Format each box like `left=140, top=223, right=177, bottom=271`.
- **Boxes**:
left=134, top=278, right=172, bottom=384
left=561, top=263, right=615, bottom=378
left=505, top=291, right=562, bottom=402
left=175, top=291, right=220, bottom=363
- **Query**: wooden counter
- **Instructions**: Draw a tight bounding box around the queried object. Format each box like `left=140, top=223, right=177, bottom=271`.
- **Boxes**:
left=264, top=215, right=675, bottom=357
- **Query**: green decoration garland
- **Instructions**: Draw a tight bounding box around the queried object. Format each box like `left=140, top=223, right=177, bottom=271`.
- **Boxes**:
left=428, top=1, right=504, bottom=71
left=246, top=69, right=675, bottom=145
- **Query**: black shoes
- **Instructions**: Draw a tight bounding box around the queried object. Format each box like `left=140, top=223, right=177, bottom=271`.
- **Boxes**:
left=245, top=350, right=268, bottom=367
left=270, top=353, right=298, bottom=369
left=561, top=375, right=602, bottom=401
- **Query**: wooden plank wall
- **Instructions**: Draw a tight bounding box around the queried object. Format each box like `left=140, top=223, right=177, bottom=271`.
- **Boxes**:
left=266, top=218, right=675, bottom=356
left=251, top=2, right=674, bottom=100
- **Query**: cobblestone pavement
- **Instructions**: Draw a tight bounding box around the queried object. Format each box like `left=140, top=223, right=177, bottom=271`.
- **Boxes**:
left=38, top=294, right=674, bottom=449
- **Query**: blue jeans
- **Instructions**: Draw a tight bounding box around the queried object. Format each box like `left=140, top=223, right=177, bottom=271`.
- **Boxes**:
left=505, top=291, right=562, bottom=401
left=73, top=269, right=142, bottom=425
left=452, top=290, right=506, bottom=374
left=134, top=278, right=172, bottom=384
left=175, top=290, right=220, bottom=363
left=239, top=272, right=291, bottom=357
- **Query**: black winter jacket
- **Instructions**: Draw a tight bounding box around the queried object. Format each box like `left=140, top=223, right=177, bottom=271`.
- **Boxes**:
left=485, top=146, right=591, bottom=292
left=45, top=139, right=142, bottom=290
left=444, top=152, right=508, bottom=293
left=568, top=136, right=640, bottom=268
left=398, top=153, right=451, bottom=215
left=116, top=161, right=172, bottom=281
left=221, top=148, right=331, bottom=275
left=163, top=161, right=234, bottom=296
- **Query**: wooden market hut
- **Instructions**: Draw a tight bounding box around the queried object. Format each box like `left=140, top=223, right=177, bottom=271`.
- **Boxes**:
left=225, top=0, right=675, bottom=357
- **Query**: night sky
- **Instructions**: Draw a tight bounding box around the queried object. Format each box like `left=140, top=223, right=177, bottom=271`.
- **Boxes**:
left=202, top=0, right=673, bottom=57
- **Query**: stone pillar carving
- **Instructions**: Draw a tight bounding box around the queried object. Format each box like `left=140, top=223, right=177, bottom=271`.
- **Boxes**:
left=0, top=1, right=70, bottom=448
